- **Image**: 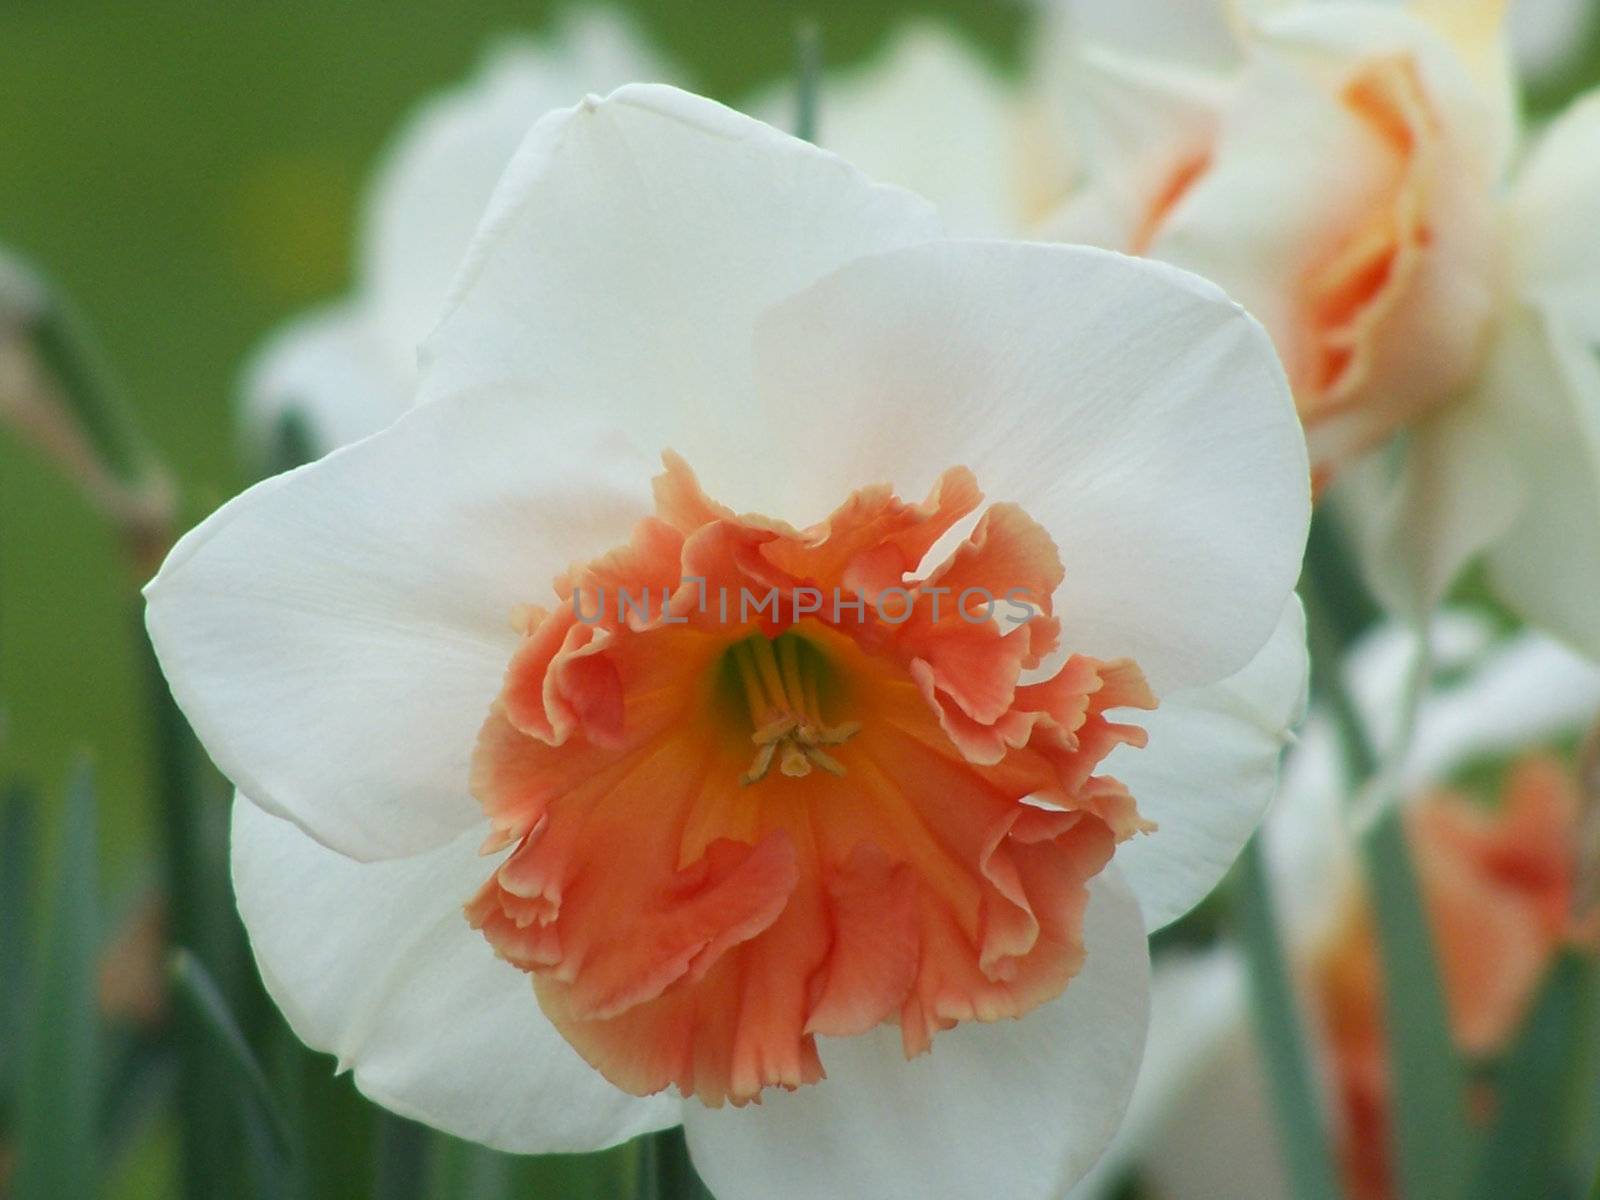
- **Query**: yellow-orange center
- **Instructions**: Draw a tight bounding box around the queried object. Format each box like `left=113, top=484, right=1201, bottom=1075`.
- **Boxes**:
left=465, top=454, right=1157, bottom=1105
left=729, top=633, right=861, bottom=784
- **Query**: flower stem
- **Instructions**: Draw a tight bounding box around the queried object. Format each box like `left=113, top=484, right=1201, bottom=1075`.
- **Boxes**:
left=22, top=264, right=252, bottom=1200
left=1358, top=798, right=1475, bottom=1200
left=0, top=255, right=176, bottom=573
left=1300, top=514, right=1380, bottom=784
left=142, top=624, right=252, bottom=1200
left=1301, top=511, right=1473, bottom=1200
left=637, top=1127, right=708, bottom=1200
left=793, top=19, right=821, bottom=144
left=373, top=1111, right=434, bottom=1200
left=13, top=763, right=100, bottom=1200
left=1233, top=835, right=1343, bottom=1200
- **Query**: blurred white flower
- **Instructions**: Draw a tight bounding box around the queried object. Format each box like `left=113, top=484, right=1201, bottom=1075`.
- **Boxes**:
left=148, top=85, right=1312, bottom=1198
left=1069, top=613, right=1600, bottom=1200
left=243, top=9, right=675, bottom=457
left=1045, top=0, right=1594, bottom=84
left=746, top=22, right=1064, bottom=236
left=1044, top=0, right=1600, bottom=658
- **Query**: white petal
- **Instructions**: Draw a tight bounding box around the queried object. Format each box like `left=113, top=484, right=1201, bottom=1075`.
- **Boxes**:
left=1106, top=596, right=1309, bottom=932
left=145, top=391, right=654, bottom=859
left=1067, top=946, right=1253, bottom=1199
left=1041, top=47, right=1225, bottom=251
left=1263, top=613, right=1493, bottom=945
left=1342, top=608, right=1493, bottom=762
left=1336, top=334, right=1525, bottom=624
left=1144, top=7, right=1502, bottom=465
left=752, top=239, right=1309, bottom=693
left=1512, top=89, right=1600, bottom=343
left=1260, top=625, right=1490, bottom=941
left=1269, top=614, right=1600, bottom=943
left=1107, top=1019, right=1286, bottom=1200
left=1405, top=628, right=1600, bottom=785
left=1266, top=3, right=1515, bottom=172
left=749, top=22, right=1024, bottom=237
left=1144, top=50, right=1388, bottom=359
left=1481, top=308, right=1600, bottom=658
left=230, top=795, right=681, bottom=1151
left=241, top=16, right=676, bottom=461
left=1409, top=0, right=1519, bottom=157
left=239, top=303, right=412, bottom=459
left=419, top=83, right=940, bottom=515
left=1045, top=0, right=1247, bottom=71
left=363, top=15, right=675, bottom=360
left=1265, top=709, right=1356, bottom=945
left=684, top=868, right=1150, bottom=1200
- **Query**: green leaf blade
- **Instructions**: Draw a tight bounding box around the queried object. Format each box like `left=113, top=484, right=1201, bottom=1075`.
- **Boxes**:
left=1472, top=951, right=1597, bottom=1200
left=14, top=762, right=102, bottom=1200
left=1234, top=834, right=1343, bottom=1200
left=1361, top=802, right=1476, bottom=1200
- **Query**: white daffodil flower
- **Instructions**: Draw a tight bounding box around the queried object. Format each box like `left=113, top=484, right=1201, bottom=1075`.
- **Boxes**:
left=740, top=3, right=1591, bottom=239
left=1042, top=0, right=1600, bottom=658
left=1044, top=0, right=1594, bottom=86
left=1069, top=613, right=1600, bottom=1200
left=146, top=85, right=1311, bottom=1198
left=243, top=9, right=674, bottom=457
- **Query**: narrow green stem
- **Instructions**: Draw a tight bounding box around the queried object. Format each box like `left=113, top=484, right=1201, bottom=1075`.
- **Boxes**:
left=144, top=626, right=248, bottom=1200
left=793, top=19, right=822, bottom=144
left=1299, top=510, right=1471, bottom=1199
left=1563, top=950, right=1600, bottom=1190
left=1360, top=802, right=1475, bottom=1200
left=169, top=949, right=295, bottom=1159
left=13, top=764, right=101, bottom=1200
left=373, top=1112, right=434, bottom=1200
left=30, top=286, right=164, bottom=491
left=0, top=783, right=36, bottom=1097
left=1472, top=951, right=1598, bottom=1200
left=8, top=263, right=176, bottom=569
left=1299, top=514, right=1380, bottom=784
left=1233, top=836, right=1343, bottom=1200
left=637, top=1127, right=706, bottom=1200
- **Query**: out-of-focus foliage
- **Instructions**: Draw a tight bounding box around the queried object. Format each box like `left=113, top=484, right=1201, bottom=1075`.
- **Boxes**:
left=0, top=0, right=1025, bottom=862
left=0, top=6, right=1023, bottom=1198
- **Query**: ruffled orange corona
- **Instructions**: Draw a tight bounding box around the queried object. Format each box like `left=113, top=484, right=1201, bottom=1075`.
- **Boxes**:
left=467, top=454, right=1156, bottom=1105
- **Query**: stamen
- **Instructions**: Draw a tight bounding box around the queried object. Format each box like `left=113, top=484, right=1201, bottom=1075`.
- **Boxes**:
left=735, top=641, right=771, bottom=724
left=732, top=633, right=861, bottom=785
left=741, top=741, right=779, bottom=786
left=748, top=637, right=788, bottom=713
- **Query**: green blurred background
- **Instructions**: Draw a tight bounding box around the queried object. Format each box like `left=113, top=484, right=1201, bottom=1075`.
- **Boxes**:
left=6, top=2, right=1600, bottom=1197
left=0, top=5, right=1025, bottom=1196
left=0, top=0, right=1025, bottom=867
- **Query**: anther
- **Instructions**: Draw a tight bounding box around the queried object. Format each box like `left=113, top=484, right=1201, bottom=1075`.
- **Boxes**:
left=734, top=633, right=860, bottom=785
